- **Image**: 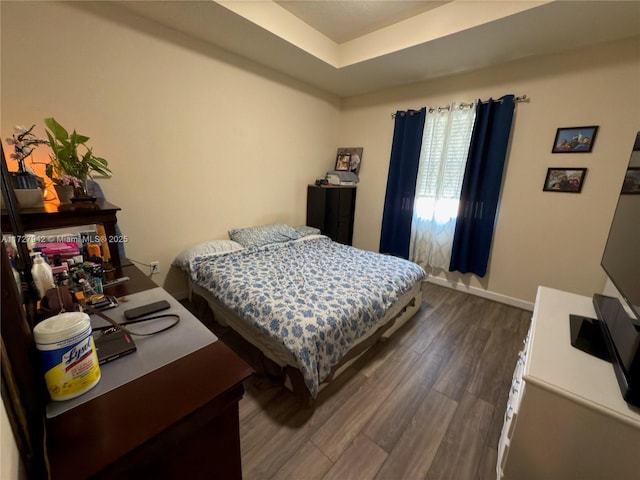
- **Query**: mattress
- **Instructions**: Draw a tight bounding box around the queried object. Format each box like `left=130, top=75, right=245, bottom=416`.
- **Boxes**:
left=184, top=235, right=427, bottom=397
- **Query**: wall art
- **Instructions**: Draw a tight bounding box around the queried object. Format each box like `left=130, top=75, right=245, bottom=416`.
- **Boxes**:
left=543, top=168, right=587, bottom=193
left=552, top=126, right=598, bottom=153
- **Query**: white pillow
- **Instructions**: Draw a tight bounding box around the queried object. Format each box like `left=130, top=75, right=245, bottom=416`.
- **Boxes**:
left=294, top=225, right=321, bottom=237
left=228, top=223, right=300, bottom=248
left=173, top=240, right=244, bottom=272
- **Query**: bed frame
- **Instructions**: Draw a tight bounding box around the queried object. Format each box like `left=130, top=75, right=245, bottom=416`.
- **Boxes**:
left=189, top=280, right=424, bottom=405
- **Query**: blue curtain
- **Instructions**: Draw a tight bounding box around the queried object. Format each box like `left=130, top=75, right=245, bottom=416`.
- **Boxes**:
left=379, top=108, right=426, bottom=258
left=449, top=95, right=515, bottom=276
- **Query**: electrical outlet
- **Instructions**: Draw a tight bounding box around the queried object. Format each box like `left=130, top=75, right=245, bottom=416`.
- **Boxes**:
left=150, top=261, right=160, bottom=274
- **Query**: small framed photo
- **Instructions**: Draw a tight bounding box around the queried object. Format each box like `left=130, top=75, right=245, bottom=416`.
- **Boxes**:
left=336, top=147, right=363, bottom=175
left=622, top=167, right=640, bottom=194
left=552, top=126, right=598, bottom=153
left=543, top=168, right=587, bottom=193
left=335, top=152, right=350, bottom=171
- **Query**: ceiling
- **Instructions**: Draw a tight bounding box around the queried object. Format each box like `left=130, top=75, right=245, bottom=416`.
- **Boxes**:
left=115, top=1, right=640, bottom=97
left=273, top=1, right=450, bottom=43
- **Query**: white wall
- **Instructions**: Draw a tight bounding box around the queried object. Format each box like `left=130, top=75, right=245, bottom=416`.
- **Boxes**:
left=1, top=0, right=638, bottom=473
left=340, top=36, right=640, bottom=304
left=2, top=2, right=639, bottom=306
left=1, top=1, right=341, bottom=296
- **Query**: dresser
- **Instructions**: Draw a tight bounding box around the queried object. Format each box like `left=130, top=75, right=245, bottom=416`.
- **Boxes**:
left=44, top=264, right=254, bottom=479
left=1, top=192, right=253, bottom=478
left=497, top=286, right=640, bottom=479
left=306, top=185, right=356, bottom=245
left=1, top=200, right=124, bottom=267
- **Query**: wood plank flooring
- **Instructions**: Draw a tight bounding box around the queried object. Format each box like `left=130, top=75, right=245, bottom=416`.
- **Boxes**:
left=194, top=282, right=532, bottom=480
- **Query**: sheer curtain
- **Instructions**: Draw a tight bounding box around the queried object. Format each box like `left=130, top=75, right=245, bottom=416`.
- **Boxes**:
left=409, top=103, right=476, bottom=269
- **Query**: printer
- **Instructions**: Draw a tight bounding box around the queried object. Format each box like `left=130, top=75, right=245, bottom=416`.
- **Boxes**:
left=325, top=170, right=359, bottom=185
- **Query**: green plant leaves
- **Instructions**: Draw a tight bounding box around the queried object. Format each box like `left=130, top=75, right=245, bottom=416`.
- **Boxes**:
left=43, top=117, right=111, bottom=181
left=44, top=117, right=68, bottom=140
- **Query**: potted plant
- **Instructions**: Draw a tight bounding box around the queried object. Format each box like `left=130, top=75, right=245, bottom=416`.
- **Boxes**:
left=44, top=117, right=111, bottom=201
left=4, top=125, right=49, bottom=207
left=5, top=125, right=48, bottom=189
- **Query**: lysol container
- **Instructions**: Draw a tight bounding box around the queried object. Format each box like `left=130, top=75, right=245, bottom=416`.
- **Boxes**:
left=33, top=312, right=101, bottom=401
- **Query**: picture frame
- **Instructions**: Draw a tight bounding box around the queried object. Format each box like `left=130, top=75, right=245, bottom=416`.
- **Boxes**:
left=543, top=168, right=587, bottom=193
left=622, top=167, right=640, bottom=194
left=336, top=147, right=363, bottom=175
left=552, top=126, right=598, bottom=153
left=335, top=152, right=351, bottom=171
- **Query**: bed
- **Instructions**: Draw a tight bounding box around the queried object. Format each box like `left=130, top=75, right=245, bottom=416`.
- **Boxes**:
left=174, top=223, right=427, bottom=403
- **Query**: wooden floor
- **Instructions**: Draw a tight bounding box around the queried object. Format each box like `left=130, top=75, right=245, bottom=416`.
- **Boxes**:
left=205, top=282, right=532, bottom=480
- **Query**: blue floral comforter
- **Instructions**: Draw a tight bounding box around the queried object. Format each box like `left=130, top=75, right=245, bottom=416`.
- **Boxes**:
left=189, top=236, right=426, bottom=397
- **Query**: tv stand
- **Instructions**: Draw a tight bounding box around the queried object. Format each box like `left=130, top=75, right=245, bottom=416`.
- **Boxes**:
left=497, top=286, right=640, bottom=479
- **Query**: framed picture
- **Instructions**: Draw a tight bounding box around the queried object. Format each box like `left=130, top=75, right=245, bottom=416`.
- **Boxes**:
left=335, top=152, right=350, bottom=171
left=552, top=126, right=598, bottom=153
left=622, top=167, right=640, bottom=194
left=336, top=147, right=363, bottom=175
left=543, top=168, right=587, bottom=193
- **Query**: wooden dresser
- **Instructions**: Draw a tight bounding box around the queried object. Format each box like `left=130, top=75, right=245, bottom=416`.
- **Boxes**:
left=1, top=194, right=253, bottom=478
left=44, top=264, right=254, bottom=479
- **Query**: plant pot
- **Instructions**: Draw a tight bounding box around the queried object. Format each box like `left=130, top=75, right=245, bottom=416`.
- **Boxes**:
left=70, top=196, right=97, bottom=203
left=54, top=184, right=74, bottom=203
left=70, top=182, right=97, bottom=203
left=1, top=189, right=45, bottom=208
left=10, top=172, right=40, bottom=189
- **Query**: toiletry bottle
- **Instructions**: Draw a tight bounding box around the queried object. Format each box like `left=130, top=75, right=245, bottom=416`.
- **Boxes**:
left=31, top=252, right=55, bottom=299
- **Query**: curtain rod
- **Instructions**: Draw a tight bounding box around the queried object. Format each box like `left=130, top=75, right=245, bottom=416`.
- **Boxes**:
left=392, top=94, right=528, bottom=118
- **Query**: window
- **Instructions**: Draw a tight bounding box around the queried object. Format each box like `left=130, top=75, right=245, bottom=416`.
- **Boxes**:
left=409, top=104, right=476, bottom=268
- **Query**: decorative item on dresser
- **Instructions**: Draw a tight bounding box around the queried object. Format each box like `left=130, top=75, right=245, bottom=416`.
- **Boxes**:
left=497, top=286, right=640, bottom=480
left=306, top=184, right=356, bottom=245
left=4, top=124, right=49, bottom=207
left=44, top=117, right=112, bottom=202
left=53, top=184, right=74, bottom=203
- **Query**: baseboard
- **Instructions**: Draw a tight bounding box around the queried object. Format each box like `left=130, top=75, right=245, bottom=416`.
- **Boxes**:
left=426, top=276, right=534, bottom=311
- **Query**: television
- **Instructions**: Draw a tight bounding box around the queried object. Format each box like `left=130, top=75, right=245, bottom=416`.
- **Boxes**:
left=594, top=131, right=640, bottom=406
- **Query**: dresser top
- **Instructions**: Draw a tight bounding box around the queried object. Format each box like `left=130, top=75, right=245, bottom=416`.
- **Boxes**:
left=527, top=286, right=640, bottom=426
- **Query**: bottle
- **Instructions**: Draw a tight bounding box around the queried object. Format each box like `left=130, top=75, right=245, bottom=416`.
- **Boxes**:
left=31, top=252, right=55, bottom=299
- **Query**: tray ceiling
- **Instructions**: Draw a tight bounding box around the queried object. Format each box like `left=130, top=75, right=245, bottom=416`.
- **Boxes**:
left=114, top=1, right=640, bottom=97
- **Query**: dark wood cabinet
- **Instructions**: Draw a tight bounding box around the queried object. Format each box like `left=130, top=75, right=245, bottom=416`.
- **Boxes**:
left=1, top=191, right=253, bottom=478
left=46, top=332, right=252, bottom=480
left=307, top=185, right=356, bottom=245
left=43, top=266, right=254, bottom=480
left=1, top=200, right=123, bottom=268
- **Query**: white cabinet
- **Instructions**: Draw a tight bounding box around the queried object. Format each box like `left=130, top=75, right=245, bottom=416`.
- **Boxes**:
left=497, top=286, right=640, bottom=480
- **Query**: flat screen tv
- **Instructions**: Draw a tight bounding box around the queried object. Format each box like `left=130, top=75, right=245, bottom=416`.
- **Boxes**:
left=601, top=132, right=640, bottom=319
left=594, top=131, right=640, bottom=406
